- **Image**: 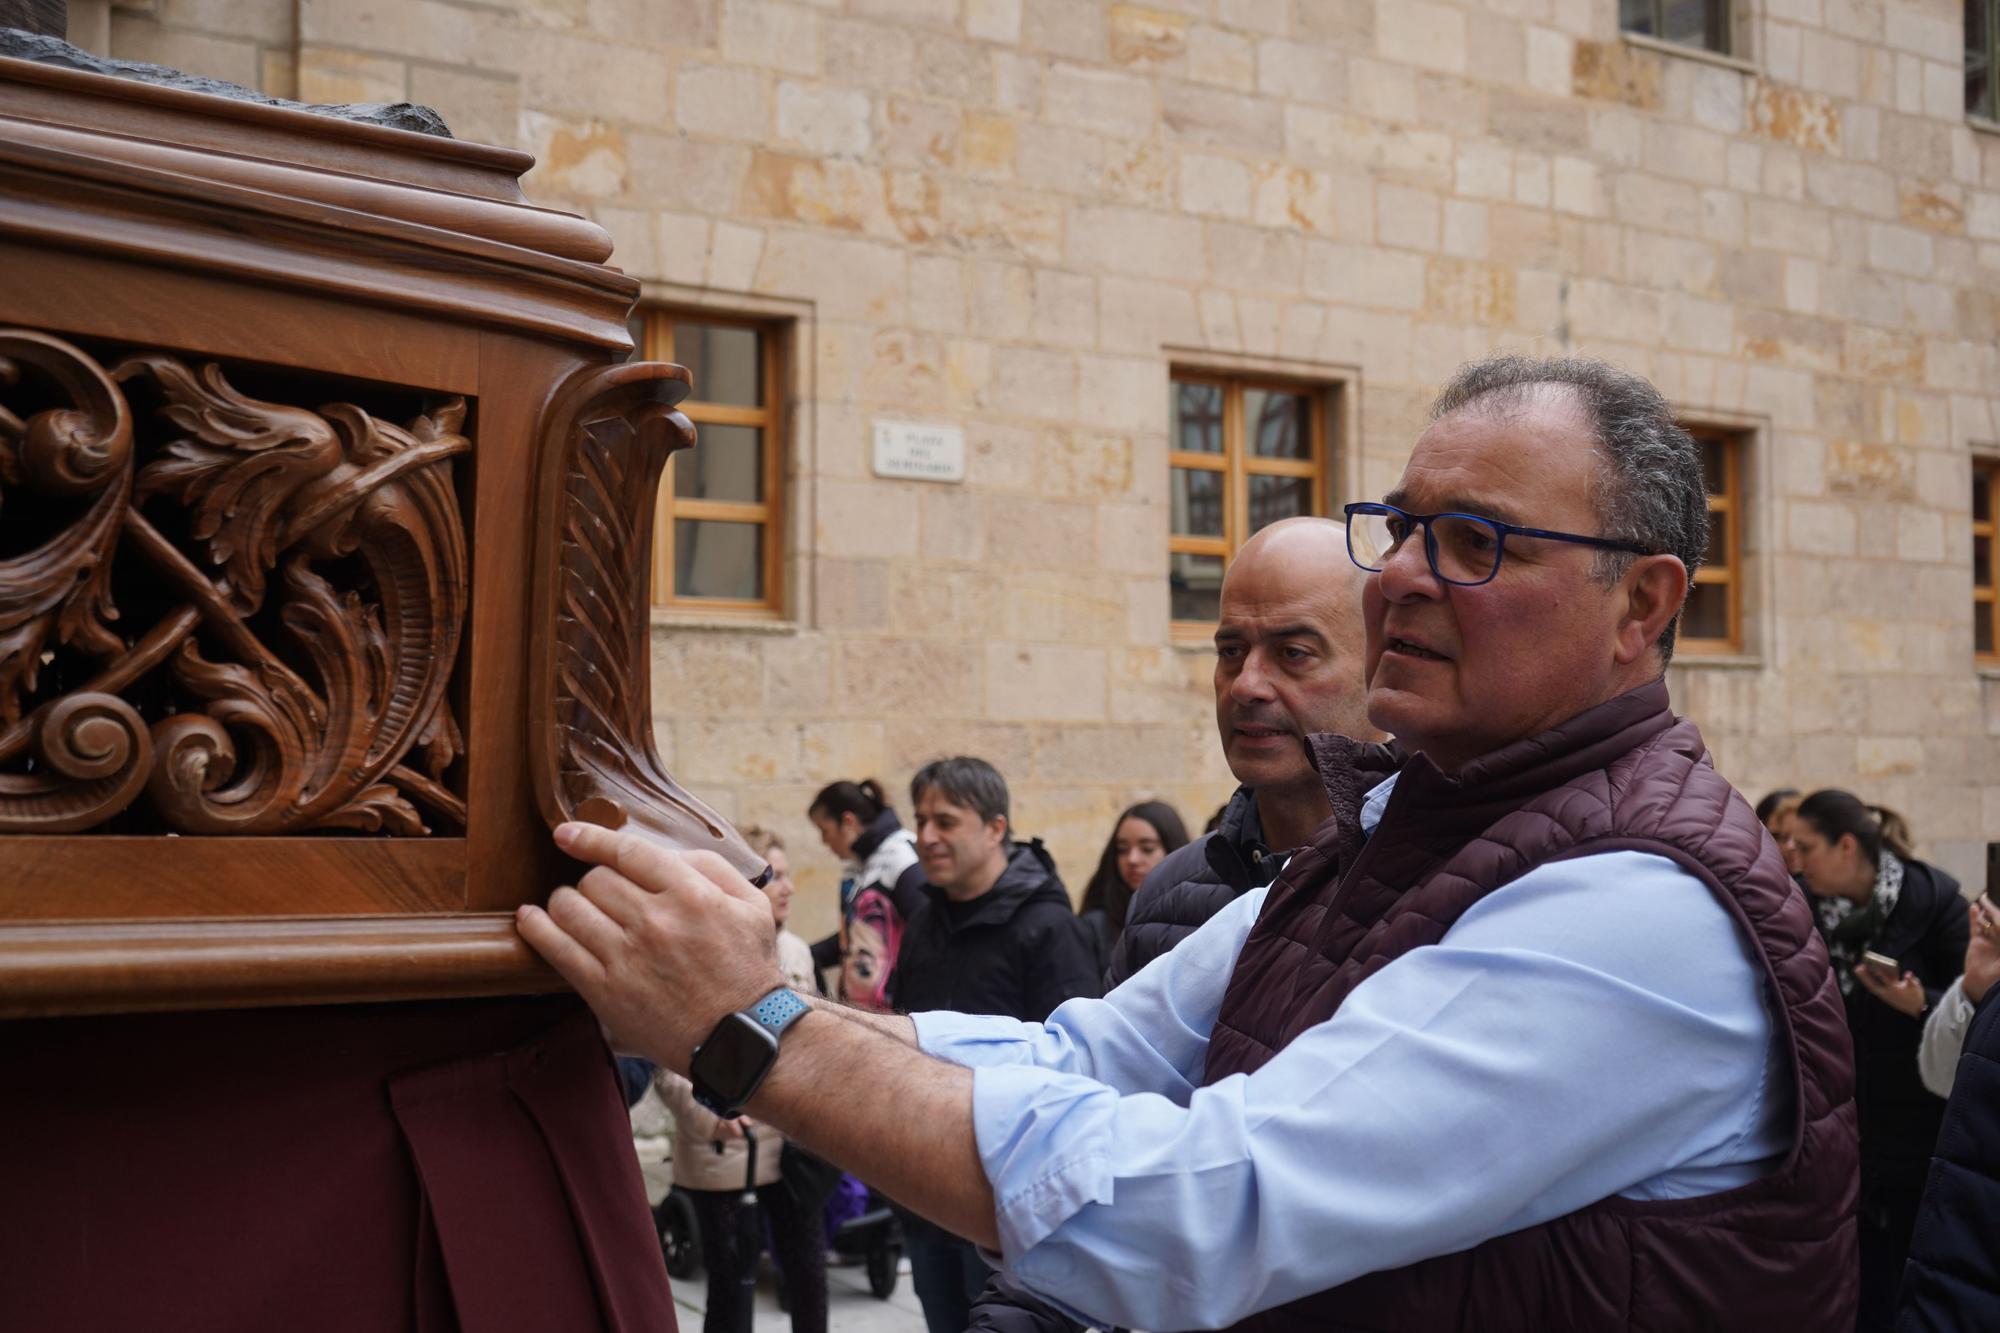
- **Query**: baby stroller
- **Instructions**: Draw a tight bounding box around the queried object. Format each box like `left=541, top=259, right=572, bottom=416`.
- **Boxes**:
left=825, top=1174, right=904, bottom=1300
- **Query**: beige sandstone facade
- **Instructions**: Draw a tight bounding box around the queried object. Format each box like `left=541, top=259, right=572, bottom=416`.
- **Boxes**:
left=66, top=0, right=2000, bottom=937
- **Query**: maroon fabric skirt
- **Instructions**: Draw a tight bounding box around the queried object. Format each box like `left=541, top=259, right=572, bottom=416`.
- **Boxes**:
left=0, top=995, right=676, bottom=1333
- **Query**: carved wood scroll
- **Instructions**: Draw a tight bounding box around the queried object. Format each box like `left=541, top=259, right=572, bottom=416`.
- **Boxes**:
left=532, top=361, right=767, bottom=885
left=0, top=328, right=468, bottom=835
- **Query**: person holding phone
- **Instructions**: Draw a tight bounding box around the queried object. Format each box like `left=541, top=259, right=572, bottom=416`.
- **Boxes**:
left=1914, top=893, right=2000, bottom=1096
left=1791, top=789, right=1970, bottom=1330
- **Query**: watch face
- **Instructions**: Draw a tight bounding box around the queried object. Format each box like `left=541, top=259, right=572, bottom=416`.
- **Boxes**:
left=689, top=1012, right=780, bottom=1111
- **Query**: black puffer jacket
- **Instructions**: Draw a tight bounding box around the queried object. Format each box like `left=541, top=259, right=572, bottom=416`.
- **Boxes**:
left=1898, top=984, right=2000, bottom=1329
left=1844, top=857, right=1969, bottom=1184
left=1105, top=787, right=1281, bottom=989
left=890, top=840, right=1101, bottom=1021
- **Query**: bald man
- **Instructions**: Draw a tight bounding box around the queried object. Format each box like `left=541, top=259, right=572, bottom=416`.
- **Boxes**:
left=1106, top=517, right=1381, bottom=986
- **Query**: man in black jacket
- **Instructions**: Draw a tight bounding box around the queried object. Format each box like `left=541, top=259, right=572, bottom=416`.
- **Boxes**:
left=889, top=755, right=1101, bottom=1333
left=1108, top=516, right=1380, bottom=987
left=973, top=518, right=1381, bottom=1332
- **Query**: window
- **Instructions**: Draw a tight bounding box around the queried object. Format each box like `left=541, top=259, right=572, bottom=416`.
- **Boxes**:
left=1679, top=427, right=1744, bottom=656
left=1976, top=458, right=1999, bottom=661
left=1972, top=1, right=1999, bottom=119
left=1621, top=0, right=1732, bottom=55
left=1168, top=373, right=1330, bottom=626
left=633, top=310, right=784, bottom=614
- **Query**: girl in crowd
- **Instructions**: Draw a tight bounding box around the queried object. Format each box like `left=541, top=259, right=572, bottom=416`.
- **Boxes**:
left=1756, top=786, right=1806, bottom=878
left=1791, top=790, right=1969, bottom=1331
left=654, top=828, right=827, bottom=1333
left=1078, top=801, right=1189, bottom=975
left=807, top=778, right=925, bottom=1010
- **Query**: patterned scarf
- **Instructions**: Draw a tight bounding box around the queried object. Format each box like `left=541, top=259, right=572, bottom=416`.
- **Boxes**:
left=1813, top=854, right=1905, bottom=996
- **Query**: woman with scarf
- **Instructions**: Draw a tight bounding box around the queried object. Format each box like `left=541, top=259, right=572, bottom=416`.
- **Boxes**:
left=1791, top=789, right=1968, bottom=1330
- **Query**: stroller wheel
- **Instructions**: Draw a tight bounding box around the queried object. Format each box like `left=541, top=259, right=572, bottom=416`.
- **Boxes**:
left=657, top=1189, right=702, bottom=1281
left=866, top=1241, right=900, bottom=1299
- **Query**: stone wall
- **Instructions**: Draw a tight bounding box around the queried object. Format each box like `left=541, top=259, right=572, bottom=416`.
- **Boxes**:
left=74, top=0, right=2000, bottom=935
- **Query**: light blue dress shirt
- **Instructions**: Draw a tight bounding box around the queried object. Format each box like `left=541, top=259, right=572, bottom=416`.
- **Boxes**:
left=911, top=774, right=1789, bottom=1330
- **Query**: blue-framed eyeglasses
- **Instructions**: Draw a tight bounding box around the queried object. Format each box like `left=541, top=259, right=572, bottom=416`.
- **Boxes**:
left=1342, top=501, right=1653, bottom=587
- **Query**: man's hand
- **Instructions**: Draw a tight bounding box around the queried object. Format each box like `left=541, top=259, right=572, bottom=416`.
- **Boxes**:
left=1965, top=899, right=2000, bottom=1005
left=517, top=822, right=785, bottom=1073
left=1855, top=961, right=1926, bottom=1017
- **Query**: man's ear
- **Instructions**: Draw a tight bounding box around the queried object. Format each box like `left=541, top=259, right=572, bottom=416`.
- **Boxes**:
left=1614, top=554, right=1689, bottom=667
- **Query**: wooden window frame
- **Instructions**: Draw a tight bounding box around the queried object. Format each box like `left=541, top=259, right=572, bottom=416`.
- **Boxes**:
left=1168, top=370, right=1333, bottom=635
left=1976, top=456, right=1999, bottom=664
left=1972, top=0, right=2000, bottom=121
left=638, top=308, right=786, bottom=617
left=1678, top=425, right=1746, bottom=658
left=1620, top=0, right=1735, bottom=56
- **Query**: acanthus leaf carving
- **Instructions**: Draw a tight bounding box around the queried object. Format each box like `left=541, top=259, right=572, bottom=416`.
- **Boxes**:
left=531, top=361, right=767, bottom=887
left=0, top=328, right=471, bottom=836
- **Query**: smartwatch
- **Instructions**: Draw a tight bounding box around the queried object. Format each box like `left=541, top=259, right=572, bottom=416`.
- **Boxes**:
left=688, top=988, right=809, bottom=1118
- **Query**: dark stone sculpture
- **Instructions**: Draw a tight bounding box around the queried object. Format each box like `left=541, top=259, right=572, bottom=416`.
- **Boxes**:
left=0, top=26, right=453, bottom=136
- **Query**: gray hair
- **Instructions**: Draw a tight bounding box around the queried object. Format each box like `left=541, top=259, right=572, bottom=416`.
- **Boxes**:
left=911, top=756, right=1010, bottom=830
left=1428, top=355, right=1708, bottom=662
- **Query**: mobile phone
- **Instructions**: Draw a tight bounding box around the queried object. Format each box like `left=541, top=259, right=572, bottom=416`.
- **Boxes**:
left=1860, top=950, right=1899, bottom=973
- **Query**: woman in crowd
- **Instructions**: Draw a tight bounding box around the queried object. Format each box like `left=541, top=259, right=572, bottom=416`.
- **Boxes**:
left=1077, top=801, right=1189, bottom=976
left=1916, top=891, right=2000, bottom=1096
left=1791, top=790, right=1968, bottom=1330
left=655, top=828, right=827, bottom=1333
left=1756, top=787, right=1806, bottom=878
left=807, top=778, right=925, bottom=1010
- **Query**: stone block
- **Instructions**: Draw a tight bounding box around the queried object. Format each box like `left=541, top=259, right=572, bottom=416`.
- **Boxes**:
left=775, top=80, right=872, bottom=157
left=1843, top=324, right=1926, bottom=382
left=585, top=0, right=716, bottom=47
left=720, top=0, right=820, bottom=76
left=521, top=112, right=627, bottom=197
left=761, top=636, right=836, bottom=714
left=816, top=480, right=920, bottom=561
left=849, top=0, right=957, bottom=24
left=1572, top=38, right=1663, bottom=110
left=1900, top=180, right=1966, bottom=234
left=1180, top=151, right=1254, bottom=219
left=916, top=482, right=988, bottom=563
left=986, top=643, right=1109, bottom=722
left=1024, top=0, right=1106, bottom=60
left=1204, top=223, right=1304, bottom=293
left=1551, top=156, right=1605, bottom=217
left=888, top=562, right=1005, bottom=637
left=1514, top=155, right=1552, bottom=209
left=675, top=717, right=801, bottom=784
left=1032, top=269, right=1099, bottom=349
left=984, top=492, right=1099, bottom=567
left=758, top=231, right=905, bottom=321
left=677, top=62, right=770, bottom=140
left=651, top=633, right=768, bottom=718
left=1867, top=221, right=1935, bottom=276
left=1005, top=572, right=1129, bottom=645
left=1045, top=62, right=1156, bottom=138
left=1257, top=36, right=1343, bottom=104
left=1032, top=721, right=1188, bottom=782
left=1097, top=500, right=1169, bottom=578
left=1441, top=199, right=1488, bottom=258
left=297, top=45, right=405, bottom=103
left=965, top=0, right=1022, bottom=44
left=937, top=180, right=1066, bottom=263
left=824, top=18, right=916, bottom=91
left=1826, top=439, right=1915, bottom=500
left=839, top=637, right=982, bottom=718
left=1747, top=197, right=1833, bottom=258
left=1645, top=121, right=1729, bottom=185
left=956, top=110, right=1017, bottom=177
left=410, top=64, right=520, bottom=149
left=1104, top=139, right=1178, bottom=209
left=1095, top=275, right=1200, bottom=355
left=1424, top=257, right=1516, bottom=327
left=884, top=720, right=1034, bottom=783
left=1110, top=4, right=1187, bottom=67
left=1066, top=205, right=1206, bottom=280
left=1375, top=184, right=1441, bottom=252
left=1750, top=81, right=1840, bottom=154
left=627, top=132, right=749, bottom=213
left=1076, top=354, right=1169, bottom=432
left=1378, top=0, right=1465, bottom=74
left=1251, top=163, right=1340, bottom=235
left=1188, top=23, right=1254, bottom=89
left=1884, top=6, right=1961, bottom=62
left=1302, top=241, right=1426, bottom=311
left=1736, top=309, right=1842, bottom=372
left=988, top=345, right=1079, bottom=420
left=1161, top=82, right=1282, bottom=150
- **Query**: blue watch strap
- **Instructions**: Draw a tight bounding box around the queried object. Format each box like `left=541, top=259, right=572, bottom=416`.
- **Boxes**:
left=748, top=987, right=808, bottom=1039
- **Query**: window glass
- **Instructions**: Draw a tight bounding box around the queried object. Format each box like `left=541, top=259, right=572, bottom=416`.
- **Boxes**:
left=1681, top=583, right=1730, bottom=644
left=1975, top=464, right=1992, bottom=522
left=1249, top=474, right=1315, bottom=532
left=1245, top=390, right=1311, bottom=459
left=1169, top=551, right=1225, bottom=623
left=1977, top=534, right=1993, bottom=590
left=1971, top=0, right=1996, bottom=119
left=1171, top=467, right=1225, bottom=538
left=674, top=520, right=763, bottom=601
left=1173, top=383, right=1224, bottom=454
left=677, top=323, right=762, bottom=407
left=673, top=424, right=763, bottom=503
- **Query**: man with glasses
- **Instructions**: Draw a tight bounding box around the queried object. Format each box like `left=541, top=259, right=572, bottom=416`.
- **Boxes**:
left=520, top=356, right=1858, bottom=1329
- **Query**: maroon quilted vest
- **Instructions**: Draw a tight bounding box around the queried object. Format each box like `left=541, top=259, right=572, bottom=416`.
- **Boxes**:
left=1204, top=682, right=1858, bottom=1332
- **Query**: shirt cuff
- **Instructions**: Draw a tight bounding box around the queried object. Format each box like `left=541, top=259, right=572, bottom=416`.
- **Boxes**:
left=970, top=1063, right=1117, bottom=1261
